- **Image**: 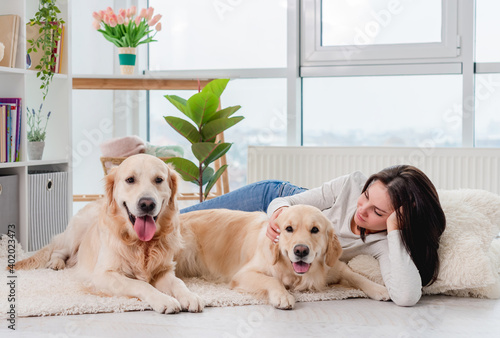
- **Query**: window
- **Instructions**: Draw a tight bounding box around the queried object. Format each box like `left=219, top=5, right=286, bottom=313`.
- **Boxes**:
left=144, top=0, right=499, bottom=190
left=302, top=0, right=458, bottom=65
left=475, top=0, right=500, bottom=147
left=148, top=0, right=287, bottom=70
left=321, top=0, right=442, bottom=46
left=475, top=74, right=500, bottom=147
left=475, top=0, right=500, bottom=63
left=303, top=75, right=462, bottom=147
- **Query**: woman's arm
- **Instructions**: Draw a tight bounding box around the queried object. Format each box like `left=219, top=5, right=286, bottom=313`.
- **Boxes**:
left=267, top=171, right=365, bottom=217
left=375, top=231, right=422, bottom=306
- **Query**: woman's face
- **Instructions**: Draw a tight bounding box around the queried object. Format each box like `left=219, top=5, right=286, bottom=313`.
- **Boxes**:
left=355, top=180, right=394, bottom=232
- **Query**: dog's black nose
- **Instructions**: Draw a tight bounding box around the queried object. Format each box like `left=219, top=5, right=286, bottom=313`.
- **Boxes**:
left=138, top=198, right=156, bottom=213
left=294, top=245, right=309, bottom=258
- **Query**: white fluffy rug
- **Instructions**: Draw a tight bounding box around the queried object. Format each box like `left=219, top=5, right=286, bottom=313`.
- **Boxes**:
left=0, top=237, right=366, bottom=317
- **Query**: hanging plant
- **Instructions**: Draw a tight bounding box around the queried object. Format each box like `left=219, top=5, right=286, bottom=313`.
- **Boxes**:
left=27, top=0, right=65, bottom=101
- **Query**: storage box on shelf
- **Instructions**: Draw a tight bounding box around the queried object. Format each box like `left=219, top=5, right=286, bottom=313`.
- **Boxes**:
left=0, top=0, right=72, bottom=251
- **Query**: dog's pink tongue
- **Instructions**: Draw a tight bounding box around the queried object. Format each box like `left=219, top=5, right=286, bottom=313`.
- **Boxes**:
left=293, top=261, right=310, bottom=274
left=134, top=216, right=156, bottom=241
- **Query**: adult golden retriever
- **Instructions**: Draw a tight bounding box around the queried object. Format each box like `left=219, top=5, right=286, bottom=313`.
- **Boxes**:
left=176, top=205, right=389, bottom=309
left=15, top=154, right=203, bottom=314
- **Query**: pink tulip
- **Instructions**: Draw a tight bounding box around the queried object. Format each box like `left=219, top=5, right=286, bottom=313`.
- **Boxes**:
left=106, top=7, right=114, bottom=15
left=139, top=8, right=147, bottom=18
left=146, top=7, right=154, bottom=21
left=134, top=15, right=141, bottom=26
left=118, top=8, right=127, bottom=19
left=155, top=22, right=162, bottom=32
left=92, top=20, right=101, bottom=30
left=92, top=11, right=102, bottom=21
left=148, top=14, right=162, bottom=27
left=102, top=14, right=110, bottom=25
left=108, top=14, right=118, bottom=27
left=128, top=6, right=137, bottom=18
left=117, top=15, right=124, bottom=25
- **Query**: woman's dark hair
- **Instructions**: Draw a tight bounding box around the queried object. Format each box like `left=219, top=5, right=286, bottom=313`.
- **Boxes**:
left=360, top=165, right=446, bottom=286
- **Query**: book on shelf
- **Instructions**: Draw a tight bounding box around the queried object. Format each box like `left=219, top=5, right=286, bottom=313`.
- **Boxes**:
left=0, top=98, right=22, bottom=163
left=0, top=14, right=20, bottom=68
left=0, top=105, right=6, bottom=162
left=26, top=22, right=64, bottom=73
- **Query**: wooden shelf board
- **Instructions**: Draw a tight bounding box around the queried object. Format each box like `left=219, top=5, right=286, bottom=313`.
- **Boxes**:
left=72, top=77, right=212, bottom=90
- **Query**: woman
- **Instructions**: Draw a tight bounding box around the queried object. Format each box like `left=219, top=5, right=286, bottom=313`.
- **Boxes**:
left=181, top=165, right=446, bottom=306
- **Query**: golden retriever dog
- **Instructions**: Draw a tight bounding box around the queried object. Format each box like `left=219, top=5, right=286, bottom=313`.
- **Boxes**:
left=15, top=154, right=203, bottom=314
left=176, top=205, right=389, bottom=309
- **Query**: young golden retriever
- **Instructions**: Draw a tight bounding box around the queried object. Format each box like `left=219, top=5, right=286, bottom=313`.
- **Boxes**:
left=15, top=154, right=203, bottom=314
left=176, top=205, right=389, bottom=309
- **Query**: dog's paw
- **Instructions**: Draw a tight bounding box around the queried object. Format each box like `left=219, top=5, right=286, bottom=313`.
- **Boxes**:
left=269, top=291, right=295, bottom=310
left=149, top=293, right=182, bottom=314
left=46, top=258, right=65, bottom=270
left=178, top=291, right=204, bottom=313
left=364, top=283, right=390, bottom=301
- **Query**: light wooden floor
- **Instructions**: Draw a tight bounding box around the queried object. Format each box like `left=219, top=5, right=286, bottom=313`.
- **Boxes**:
left=3, top=295, right=499, bottom=337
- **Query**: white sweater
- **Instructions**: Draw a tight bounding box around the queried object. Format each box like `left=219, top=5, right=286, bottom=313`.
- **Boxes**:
left=267, top=171, right=422, bottom=306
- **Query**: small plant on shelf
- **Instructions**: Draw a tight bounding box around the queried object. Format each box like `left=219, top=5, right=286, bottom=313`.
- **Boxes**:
left=27, top=104, right=51, bottom=142
left=163, top=79, right=244, bottom=202
left=27, top=0, right=65, bottom=101
left=92, top=6, right=162, bottom=48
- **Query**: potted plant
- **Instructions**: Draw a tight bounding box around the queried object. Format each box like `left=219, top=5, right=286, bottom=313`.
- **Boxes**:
left=26, top=0, right=65, bottom=101
left=92, top=6, right=162, bottom=74
left=164, top=79, right=244, bottom=202
left=26, top=104, right=51, bottom=160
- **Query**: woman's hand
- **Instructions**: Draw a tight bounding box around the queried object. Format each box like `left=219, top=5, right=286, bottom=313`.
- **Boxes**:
left=266, top=207, right=288, bottom=243
left=386, top=208, right=402, bottom=232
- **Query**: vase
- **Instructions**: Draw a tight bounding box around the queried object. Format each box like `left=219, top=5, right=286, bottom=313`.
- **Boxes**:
left=28, top=141, right=45, bottom=160
left=117, top=47, right=136, bottom=75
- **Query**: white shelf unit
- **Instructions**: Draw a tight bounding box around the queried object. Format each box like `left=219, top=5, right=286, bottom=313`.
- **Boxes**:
left=0, top=0, right=72, bottom=250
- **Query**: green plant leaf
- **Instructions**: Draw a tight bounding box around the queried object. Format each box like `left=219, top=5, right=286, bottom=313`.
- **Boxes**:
left=191, top=142, right=218, bottom=164
left=204, top=143, right=232, bottom=165
left=164, top=95, right=188, bottom=116
left=164, top=157, right=200, bottom=182
left=202, top=79, right=230, bottom=98
left=192, top=142, right=232, bottom=166
left=204, top=165, right=228, bottom=199
left=201, top=116, right=245, bottom=142
left=200, top=166, right=214, bottom=186
left=164, top=116, right=201, bottom=144
left=186, top=91, right=220, bottom=127
left=211, top=105, right=242, bottom=120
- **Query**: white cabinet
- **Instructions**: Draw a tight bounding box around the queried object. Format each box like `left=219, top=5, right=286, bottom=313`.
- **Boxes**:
left=0, top=0, right=72, bottom=250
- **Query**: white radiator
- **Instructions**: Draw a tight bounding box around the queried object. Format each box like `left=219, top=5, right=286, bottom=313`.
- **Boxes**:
left=247, top=146, right=500, bottom=194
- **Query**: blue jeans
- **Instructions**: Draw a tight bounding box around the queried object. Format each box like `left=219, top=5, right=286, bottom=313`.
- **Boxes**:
left=180, top=180, right=307, bottom=214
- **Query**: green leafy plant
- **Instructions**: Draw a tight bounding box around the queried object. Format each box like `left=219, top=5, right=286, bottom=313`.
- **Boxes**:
left=27, top=0, right=65, bottom=101
left=164, top=79, right=243, bottom=202
left=27, top=104, right=51, bottom=142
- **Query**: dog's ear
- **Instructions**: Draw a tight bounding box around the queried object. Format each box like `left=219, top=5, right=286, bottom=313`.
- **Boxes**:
left=325, top=227, right=342, bottom=267
left=267, top=240, right=281, bottom=265
left=104, top=167, right=117, bottom=208
left=166, top=164, right=179, bottom=207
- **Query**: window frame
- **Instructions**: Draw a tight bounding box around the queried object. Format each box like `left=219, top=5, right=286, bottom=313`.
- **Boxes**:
left=301, top=0, right=460, bottom=67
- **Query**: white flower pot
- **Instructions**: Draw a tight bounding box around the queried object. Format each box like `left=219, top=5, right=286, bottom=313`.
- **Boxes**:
left=28, top=141, right=45, bottom=160
left=117, top=47, right=137, bottom=75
